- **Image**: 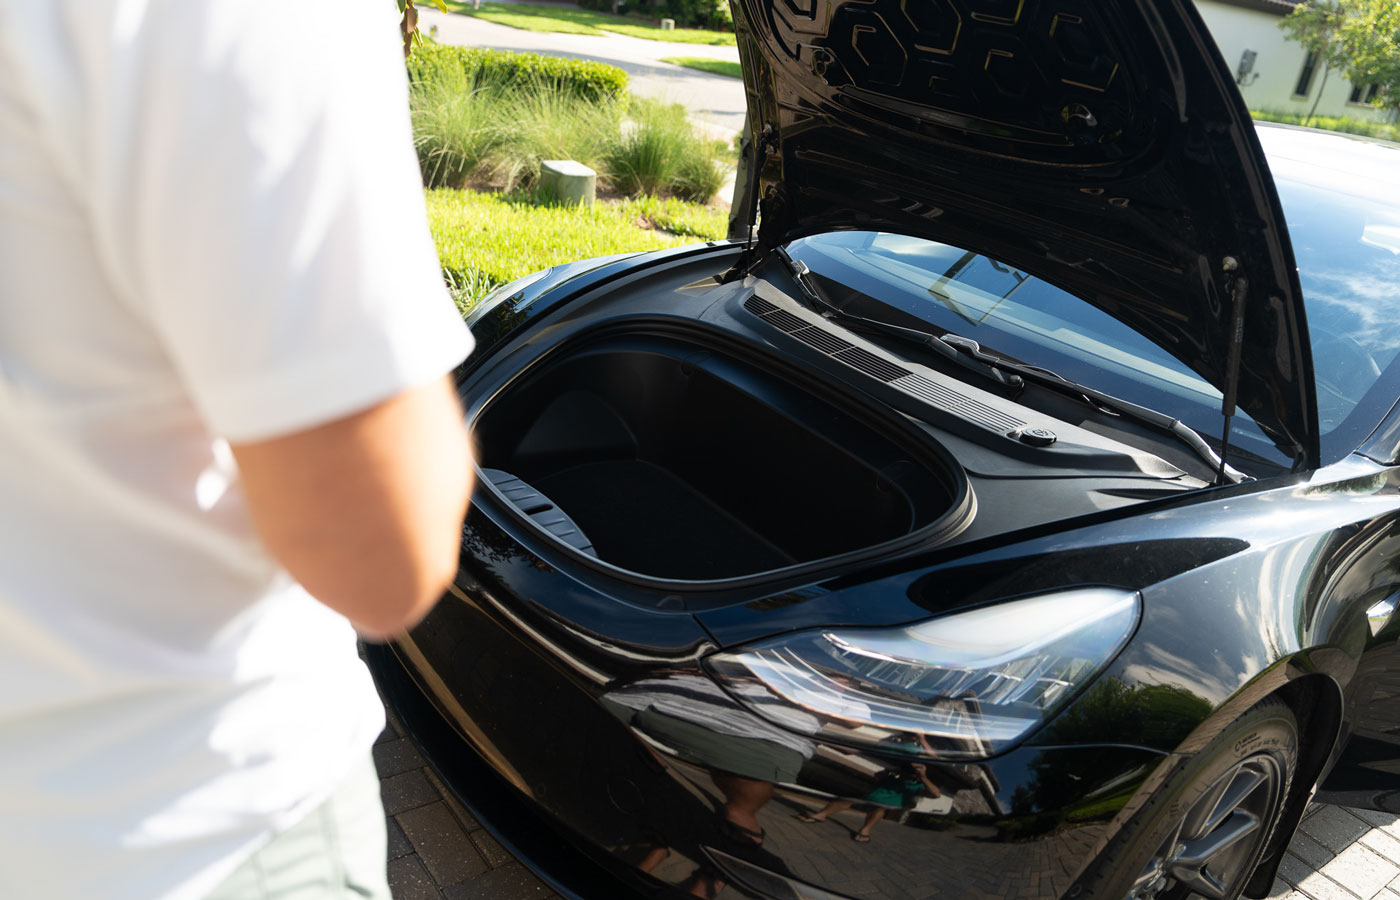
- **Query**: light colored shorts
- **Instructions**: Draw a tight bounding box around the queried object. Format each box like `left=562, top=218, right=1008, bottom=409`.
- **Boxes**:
left=205, top=755, right=390, bottom=900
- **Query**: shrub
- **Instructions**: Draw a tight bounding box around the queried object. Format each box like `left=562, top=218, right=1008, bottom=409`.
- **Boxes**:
left=661, top=0, right=731, bottom=29
left=411, top=70, right=505, bottom=189
left=1250, top=109, right=1400, bottom=143
left=408, top=52, right=728, bottom=203
left=602, top=98, right=730, bottom=203
left=407, top=44, right=629, bottom=103
left=575, top=0, right=627, bottom=12
left=604, top=121, right=682, bottom=197
left=492, top=89, right=624, bottom=190
left=670, top=147, right=726, bottom=203
left=409, top=46, right=628, bottom=190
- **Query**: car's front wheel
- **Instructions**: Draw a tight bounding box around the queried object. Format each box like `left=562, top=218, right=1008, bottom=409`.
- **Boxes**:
left=1080, top=698, right=1299, bottom=900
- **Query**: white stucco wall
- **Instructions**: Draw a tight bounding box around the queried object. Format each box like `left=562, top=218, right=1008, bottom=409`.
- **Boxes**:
left=1193, top=0, right=1394, bottom=122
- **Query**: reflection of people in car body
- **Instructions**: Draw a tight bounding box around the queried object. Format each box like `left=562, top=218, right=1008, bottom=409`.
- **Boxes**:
left=602, top=673, right=818, bottom=895
left=797, top=761, right=942, bottom=843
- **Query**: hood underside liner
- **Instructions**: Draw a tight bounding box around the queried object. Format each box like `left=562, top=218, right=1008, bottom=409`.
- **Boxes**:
left=729, top=0, right=1318, bottom=467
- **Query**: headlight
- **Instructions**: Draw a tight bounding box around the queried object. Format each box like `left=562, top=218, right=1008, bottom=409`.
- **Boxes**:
left=704, top=587, right=1140, bottom=760
left=465, top=268, right=553, bottom=326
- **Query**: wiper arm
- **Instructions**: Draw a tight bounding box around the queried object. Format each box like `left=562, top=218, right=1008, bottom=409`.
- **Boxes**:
left=938, top=334, right=1250, bottom=485
left=773, top=249, right=1245, bottom=485
left=775, top=248, right=1024, bottom=392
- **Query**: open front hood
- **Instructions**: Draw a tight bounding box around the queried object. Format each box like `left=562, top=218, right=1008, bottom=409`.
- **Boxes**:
left=730, top=0, right=1318, bottom=467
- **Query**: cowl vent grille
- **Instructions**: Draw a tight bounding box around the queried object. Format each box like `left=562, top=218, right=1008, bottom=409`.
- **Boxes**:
left=746, top=295, right=780, bottom=316
left=762, top=309, right=810, bottom=334
left=834, top=347, right=906, bottom=383
left=793, top=326, right=854, bottom=356
left=743, top=293, right=1027, bottom=435
left=895, top=374, right=1025, bottom=432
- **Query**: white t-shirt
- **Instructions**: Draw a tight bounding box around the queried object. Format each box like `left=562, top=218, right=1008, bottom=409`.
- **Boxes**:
left=0, top=2, right=472, bottom=898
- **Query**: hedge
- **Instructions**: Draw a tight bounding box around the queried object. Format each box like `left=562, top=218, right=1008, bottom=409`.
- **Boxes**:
left=1250, top=109, right=1400, bottom=143
left=407, top=44, right=629, bottom=103
left=575, top=0, right=731, bottom=29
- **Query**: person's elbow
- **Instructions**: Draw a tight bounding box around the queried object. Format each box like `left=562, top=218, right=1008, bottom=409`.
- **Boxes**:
left=231, top=375, right=475, bottom=639
left=338, top=549, right=458, bottom=641
left=344, top=462, right=474, bottom=640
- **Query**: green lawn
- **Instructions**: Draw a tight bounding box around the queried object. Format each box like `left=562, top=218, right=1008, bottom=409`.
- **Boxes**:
left=440, top=1, right=735, bottom=45
left=661, top=56, right=741, bottom=78
left=428, top=189, right=728, bottom=311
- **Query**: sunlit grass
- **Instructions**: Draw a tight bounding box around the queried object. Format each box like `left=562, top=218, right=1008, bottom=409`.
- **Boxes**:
left=428, top=189, right=728, bottom=311
left=661, top=56, right=741, bottom=78
left=440, top=1, right=735, bottom=45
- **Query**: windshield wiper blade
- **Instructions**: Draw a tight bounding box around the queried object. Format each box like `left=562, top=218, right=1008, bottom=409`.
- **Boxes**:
left=774, top=249, right=1246, bottom=485
left=937, top=334, right=1250, bottom=485
left=775, top=249, right=1024, bottom=392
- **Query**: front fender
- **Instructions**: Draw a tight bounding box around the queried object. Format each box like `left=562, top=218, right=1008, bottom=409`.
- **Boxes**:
left=459, top=243, right=741, bottom=378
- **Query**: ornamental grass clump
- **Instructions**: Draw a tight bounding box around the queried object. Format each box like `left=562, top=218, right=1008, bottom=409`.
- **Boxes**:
left=410, top=70, right=506, bottom=189
left=669, top=140, right=727, bottom=203
left=492, top=89, right=625, bottom=191
left=409, top=49, right=732, bottom=204
left=603, top=98, right=728, bottom=203
left=409, top=47, right=630, bottom=190
left=604, top=120, right=682, bottom=197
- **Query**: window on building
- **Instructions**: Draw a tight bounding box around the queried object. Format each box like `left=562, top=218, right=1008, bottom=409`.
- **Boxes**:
left=1349, top=83, right=1380, bottom=105
left=1236, top=49, right=1258, bottom=86
left=1294, top=51, right=1319, bottom=97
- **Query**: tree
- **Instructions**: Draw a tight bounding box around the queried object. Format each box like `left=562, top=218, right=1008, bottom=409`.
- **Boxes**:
left=1280, top=0, right=1400, bottom=124
left=398, top=0, right=450, bottom=56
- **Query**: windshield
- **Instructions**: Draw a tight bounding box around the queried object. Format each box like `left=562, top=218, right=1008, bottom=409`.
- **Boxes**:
left=786, top=231, right=1287, bottom=470
left=1262, top=126, right=1400, bottom=461
left=786, top=130, right=1400, bottom=470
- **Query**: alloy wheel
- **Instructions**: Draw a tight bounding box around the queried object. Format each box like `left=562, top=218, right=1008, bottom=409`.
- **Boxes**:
left=1125, top=754, right=1284, bottom=900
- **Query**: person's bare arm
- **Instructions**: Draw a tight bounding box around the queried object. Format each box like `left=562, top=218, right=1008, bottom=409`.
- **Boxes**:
left=230, top=375, right=473, bottom=639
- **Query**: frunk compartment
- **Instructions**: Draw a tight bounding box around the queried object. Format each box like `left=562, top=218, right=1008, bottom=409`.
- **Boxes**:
left=474, top=332, right=965, bottom=580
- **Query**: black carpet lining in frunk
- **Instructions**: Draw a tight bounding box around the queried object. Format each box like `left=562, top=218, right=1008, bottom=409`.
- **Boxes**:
left=534, top=460, right=795, bottom=580
left=475, top=335, right=954, bottom=580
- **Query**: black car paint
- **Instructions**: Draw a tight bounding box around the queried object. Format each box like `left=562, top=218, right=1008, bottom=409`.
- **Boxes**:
left=464, top=251, right=1235, bottom=591
left=378, top=587, right=1168, bottom=900
left=382, top=448, right=1400, bottom=900
left=374, top=237, right=1400, bottom=900
left=460, top=244, right=727, bottom=379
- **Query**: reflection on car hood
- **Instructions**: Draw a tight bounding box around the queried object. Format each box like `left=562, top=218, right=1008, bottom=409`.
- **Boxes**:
left=730, top=0, right=1318, bottom=467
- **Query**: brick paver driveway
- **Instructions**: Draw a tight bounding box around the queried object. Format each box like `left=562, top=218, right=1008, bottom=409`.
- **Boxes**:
left=373, top=697, right=1400, bottom=900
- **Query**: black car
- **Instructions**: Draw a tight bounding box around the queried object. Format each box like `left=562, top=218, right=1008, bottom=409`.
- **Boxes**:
left=369, top=2, right=1400, bottom=899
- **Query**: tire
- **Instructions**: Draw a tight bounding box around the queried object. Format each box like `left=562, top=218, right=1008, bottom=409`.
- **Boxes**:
left=1077, top=698, right=1299, bottom=900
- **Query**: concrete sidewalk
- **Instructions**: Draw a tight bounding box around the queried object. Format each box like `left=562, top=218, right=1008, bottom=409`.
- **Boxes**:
left=373, top=699, right=1400, bottom=900
left=414, top=6, right=747, bottom=135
